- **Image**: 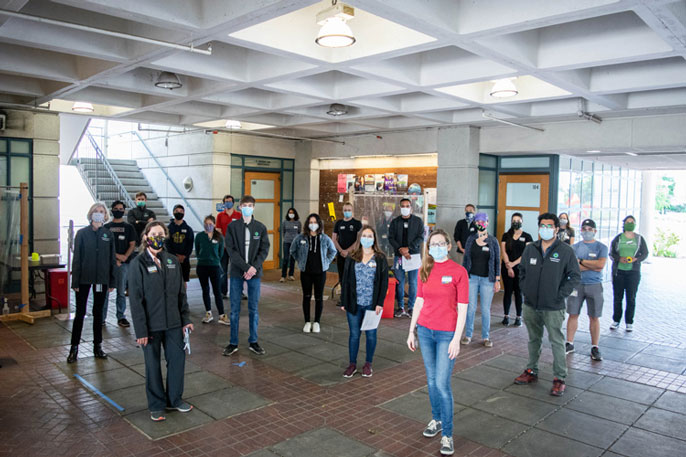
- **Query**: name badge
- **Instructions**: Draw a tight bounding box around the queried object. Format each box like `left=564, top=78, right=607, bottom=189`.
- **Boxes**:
left=482, top=246, right=490, bottom=252
left=589, top=253, right=597, bottom=258
left=341, top=226, right=346, bottom=230
left=212, top=239, right=218, bottom=244
left=570, top=289, right=578, bottom=297
left=530, top=258, right=537, bottom=265
left=147, top=266, right=158, bottom=273
left=441, top=276, right=452, bottom=284
left=166, top=263, right=176, bottom=269
left=470, top=227, right=475, bottom=232
left=382, top=235, right=388, bottom=239
left=627, top=240, right=634, bottom=244
left=95, top=284, right=103, bottom=293
left=369, top=261, right=377, bottom=268
left=301, top=240, right=306, bottom=244
left=181, top=229, right=187, bottom=233
left=403, top=223, right=409, bottom=229
left=118, top=235, right=125, bottom=240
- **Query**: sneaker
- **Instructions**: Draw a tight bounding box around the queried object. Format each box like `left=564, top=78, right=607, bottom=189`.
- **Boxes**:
left=217, top=314, right=230, bottom=326
left=626, top=324, right=634, bottom=332
left=222, top=293, right=228, bottom=299
left=514, top=317, right=522, bottom=327
left=483, top=339, right=493, bottom=348
left=202, top=312, right=213, bottom=324
left=279, top=277, right=286, bottom=283
left=312, top=322, right=321, bottom=333
left=394, top=308, right=406, bottom=318
left=150, top=411, right=166, bottom=422
left=460, top=336, right=471, bottom=345
left=361, top=362, right=373, bottom=377
left=242, top=294, right=248, bottom=300
left=610, top=321, right=620, bottom=330
left=514, top=368, right=538, bottom=385
left=222, top=344, right=238, bottom=356
left=303, top=322, right=312, bottom=333
left=288, top=276, right=296, bottom=281
left=118, top=318, right=130, bottom=328
left=249, top=342, right=266, bottom=355
left=422, top=419, right=442, bottom=438
left=502, top=316, right=510, bottom=326
left=343, top=363, right=357, bottom=378
left=166, top=401, right=193, bottom=413
left=440, top=436, right=454, bottom=456
left=550, top=378, right=566, bottom=396
left=565, top=342, right=575, bottom=354
left=591, top=346, right=603, bottom=361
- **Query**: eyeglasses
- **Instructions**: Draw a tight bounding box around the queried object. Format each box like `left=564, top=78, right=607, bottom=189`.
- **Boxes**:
left=539, top=224, right=554, bottom=229
left=429, top=242, right=448, bottom=248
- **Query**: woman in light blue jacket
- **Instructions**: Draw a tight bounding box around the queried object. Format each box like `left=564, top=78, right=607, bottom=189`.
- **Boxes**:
left=290, top=213, right=337, bottom=333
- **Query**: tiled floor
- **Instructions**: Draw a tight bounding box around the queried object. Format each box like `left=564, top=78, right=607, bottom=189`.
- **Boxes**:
left=0, top=257, right=685, bottom=456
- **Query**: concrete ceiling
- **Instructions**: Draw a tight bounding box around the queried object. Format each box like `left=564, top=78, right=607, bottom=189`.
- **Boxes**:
left=1, top=0, right=686, bottom=168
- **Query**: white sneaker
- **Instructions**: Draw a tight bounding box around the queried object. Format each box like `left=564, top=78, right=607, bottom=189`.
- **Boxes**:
left=218, top=314, right=230, bottom=326
left=312, top=322, right=321, bottom=333
left=303, top=322, right=312, bottom=333
left=279, top=277, right=285, bottom=283
left=610, top=321, right=620, bottom=330
left=626, top=324, right=634, bottom=332
left=202, top=312, right=213, bottom=323
left=440, top=436, right=454, bottom=456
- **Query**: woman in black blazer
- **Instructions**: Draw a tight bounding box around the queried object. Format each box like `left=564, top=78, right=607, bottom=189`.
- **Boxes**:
left=340, top=226, right=389, bottom=378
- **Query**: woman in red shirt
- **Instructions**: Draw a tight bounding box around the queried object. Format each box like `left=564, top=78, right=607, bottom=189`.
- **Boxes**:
left=406, top=229, right=469, bottom=456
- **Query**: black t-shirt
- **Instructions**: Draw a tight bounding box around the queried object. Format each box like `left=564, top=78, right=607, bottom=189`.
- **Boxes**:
left=105, top=221, right=137, bottom=262
left=333, top=218, right=362, bottom=250
left=305, top=235, right=323, bottom=274
left=501, top=231, right=534, bottom=264
left=401, top=219, right=409, bottom=247
left=558, top=227, right=575, bottom=244
left=470, top=242, right=491, bottom=277
left=454, top=219, right=477, bottom=252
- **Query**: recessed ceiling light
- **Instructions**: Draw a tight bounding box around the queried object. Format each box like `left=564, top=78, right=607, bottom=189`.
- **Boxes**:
left=490, top=78, right=518, bottom=98
left=625, top=152, right=638, bottom=156
left=587, top=150, right=601, bottom=153
left=72, top=101, right=94, bottom=113
left=327, top=103, right=348, bottom=116
left=155, top=71, right=182, bottom=90
left=225, top=120, right=242, bottom=129
left=316, top=16, right=356, bottom=47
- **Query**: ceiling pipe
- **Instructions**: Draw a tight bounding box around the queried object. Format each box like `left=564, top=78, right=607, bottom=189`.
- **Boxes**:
left=0, top=9, right=212, bottom=55
left=204, top=128, right=345, bottom=145
left=482, top=111, right=545, bottom=132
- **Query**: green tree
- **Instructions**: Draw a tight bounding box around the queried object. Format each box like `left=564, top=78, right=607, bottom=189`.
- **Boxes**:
left=655, top=176, right=675, bottom=214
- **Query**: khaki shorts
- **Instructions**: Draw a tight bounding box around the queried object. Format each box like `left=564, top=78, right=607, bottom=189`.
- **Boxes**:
left=566, top=283, right=604, bottom=318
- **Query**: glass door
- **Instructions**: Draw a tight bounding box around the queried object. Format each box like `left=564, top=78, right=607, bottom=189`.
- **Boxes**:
left=245, top=171, right=280, bottom=270
left=497, top=174, right=550, bottom=239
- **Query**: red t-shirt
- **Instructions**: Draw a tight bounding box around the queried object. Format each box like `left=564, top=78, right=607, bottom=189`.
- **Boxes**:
left=216, top=209, right=242, bottom=236
left=417, top=260, right=469, bottom=332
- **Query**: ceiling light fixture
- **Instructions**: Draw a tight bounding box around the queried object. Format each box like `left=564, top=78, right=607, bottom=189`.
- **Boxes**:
left=625, top=152, right=638, bottom=156
left=71, top=101, right=94, bottom=113
left=315, top=1, right=356, bottom=48
left=587, top=150, right=601, bottom=153
left=327, top=103, right=348, bottom=116
left=490, top=78, right=518, bottom=98
left=225, top=120, right=242, bottom=129
left=155, top=71, right=183, bottom=90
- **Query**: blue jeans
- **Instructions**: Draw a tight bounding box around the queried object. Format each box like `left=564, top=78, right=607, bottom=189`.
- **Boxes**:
left=465, top=275, right=495, bottom=340
left=346, top=306, right=377, bottom=364
left=394, top=256, right=417, bottom=310
left=229, top=276, right=261, bottom=345
left=417, top=325, right=456, bottom=438
left=103, top=262, right=128, bottom=322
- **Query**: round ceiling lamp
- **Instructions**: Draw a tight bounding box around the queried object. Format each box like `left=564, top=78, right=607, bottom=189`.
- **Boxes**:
left=71, top=101, right=94, bottom=113
left=490, top=78, right=518, bottom=98
left=155, top=71, right=183, bottom=90
left=327, top=103, right=348, bottom=116
left=315, top=16, right=356, bottom=48
left=225, top=120, right=242, bottom=129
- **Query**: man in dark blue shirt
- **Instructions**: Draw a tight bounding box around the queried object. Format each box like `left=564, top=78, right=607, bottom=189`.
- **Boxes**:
left=167, top=204, right=195, bottom=286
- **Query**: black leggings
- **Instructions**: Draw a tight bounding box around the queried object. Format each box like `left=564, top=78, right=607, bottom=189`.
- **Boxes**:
left=197, top=265, right=225, bottom=314
left=301, top=271, right=326, bottom=323
left=502, top=264, right=522, bottom=317
left=72, top=284, right=106, bottom=346
left=281, top=242, right=296, bottom=278
left=612, top=269, right=641, bottom=324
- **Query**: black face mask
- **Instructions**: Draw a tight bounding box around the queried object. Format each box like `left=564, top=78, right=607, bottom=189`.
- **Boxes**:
left=112, top=210, right=125, bottom=219
left=512, top=221, right=522, bottom=230
left=173, top=212, right=184, bottom=220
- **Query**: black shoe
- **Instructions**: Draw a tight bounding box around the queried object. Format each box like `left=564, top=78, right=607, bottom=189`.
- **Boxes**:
left=222, top=344, right=238, bottom=356
left=249, top=342, right=266, bottom=355
left=565, top=342, right=575, bottom=354
left=93, top=345, right=108, bottom=359
left=117, top=318, right=130, bottom=328
left=67, top=345, right=78, bottom=364
left=514, top=317, right=522, bottom=327
left=502, top=316, right=510, bottom=326
left=241, top=294, right=248, bottom=300
left=591, top=346, right=603, bottom=361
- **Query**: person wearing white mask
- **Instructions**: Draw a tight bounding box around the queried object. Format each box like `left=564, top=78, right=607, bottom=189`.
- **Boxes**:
left=291, top=213, right=337, bottom=333
left=557, top=212, right=575, bottom=245
left=514, top=213, right=581, bottom=397
left=279, top=207, right=301, bottom=282
left=389, top=198, right=424, bottom=318
left=68, top=202, right=116, bottom=363
left=376, top=203, right=395, bottom=257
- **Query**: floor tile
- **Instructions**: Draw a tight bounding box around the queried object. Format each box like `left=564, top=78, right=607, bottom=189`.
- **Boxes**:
left=79, top=367, right=145, bottom=393
left=455, top=364, right=520, bottom=390
left=453, top=407, right=528, bottom=449
left=124, top=408, right=213, bottom=440
left=261, top=351, right=324, bottom=373
left=128, top=360, right=201, bottom=377
left=450, top=377, right=500, bottom=407
left=108, top=348, right=145, bottom=366
left=626, top=352, right=686, bottom=374
left=483, top=354, right=529, bottom=373
left=640, top=344, right=686, bottom=361
left=633, top=407, right=686, bottom=440
left=589, top=377, right=664, bottom=405
left=567, top=391, right=648, bottom=425
left=653, top=390, right=686, bottom=415
left=504, top=428, right=603, bottom=457
left=472, top=391, right=557, bottom=426
left=380, top=391, right=435, bottom=424
left=296, top=362, right=353, bottom=386
left=55, top=356, right=124, bottom=377
left=505, top=380, right=583, bottom=405
left=105, top=384, right=148, bottom=415
left=269, top=427, right=376, bottom=457
left=610, top=427, right=686, bottom=457
left=536, top=408, right=628, bottom=449
left=182, top=371, right=232, bottom=398
left=187, top=387, right=270, bottom=420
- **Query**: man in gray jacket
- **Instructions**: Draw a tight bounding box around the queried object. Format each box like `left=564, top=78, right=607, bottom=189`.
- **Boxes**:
left=514, top=212, right=581, bottom=397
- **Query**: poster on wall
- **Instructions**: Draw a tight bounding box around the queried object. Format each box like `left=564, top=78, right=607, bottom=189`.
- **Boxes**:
left=354, top=175, right=364, bottom=192
left=396, top=174, right=408, bottom=192
left=337, top=174, right=348, bottom=193
left=374, top=174, right=385, bottom=192
left=364, top=174, right=376, bottom=192
left=384, top=173, right=396, bottom=192
left=346, top=174, right=356, bottom=191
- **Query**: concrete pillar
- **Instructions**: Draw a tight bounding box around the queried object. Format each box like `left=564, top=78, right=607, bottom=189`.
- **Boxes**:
left=640, top=170, right=656, bottom=249
left=294, top=141, right=320, bottom=215
left=436, top=126, right=480, bottom=237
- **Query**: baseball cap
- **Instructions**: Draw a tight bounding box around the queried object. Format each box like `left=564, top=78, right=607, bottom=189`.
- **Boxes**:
left=581, top=218, right=596, bottom=229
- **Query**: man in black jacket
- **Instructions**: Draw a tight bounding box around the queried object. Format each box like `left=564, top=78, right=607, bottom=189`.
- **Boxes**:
left=389, top=198, right=424, bottom=318
left=167, top=204, right=194, bottom=286
left=453, top=203, right=477, bottom=263
left=222, top=195, right=270, bottom=356
left=127, top=192, right=156, bottom=245
left=514, top=213, right=581, bottom=397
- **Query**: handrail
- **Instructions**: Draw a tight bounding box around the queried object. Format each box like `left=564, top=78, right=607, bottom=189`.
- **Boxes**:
left=129, top=131, right=203, bottom=227
left=85, top=131, right=137, bottom=208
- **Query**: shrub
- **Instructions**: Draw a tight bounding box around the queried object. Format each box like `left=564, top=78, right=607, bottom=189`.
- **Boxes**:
left=652, top=228, right=680, bottom=258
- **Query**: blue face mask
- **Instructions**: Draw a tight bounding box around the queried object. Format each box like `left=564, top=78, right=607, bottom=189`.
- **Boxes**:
left=360, top=237, right=374, bottom=248
left=343, top=211, right=352, bottom=219
left=429, top=245, right=448, bottom=260
left=224, top=201, right=234, bottom=210
left=539, top=226, right=555, bottom=241
left=241, top=206, right=254, bottom=218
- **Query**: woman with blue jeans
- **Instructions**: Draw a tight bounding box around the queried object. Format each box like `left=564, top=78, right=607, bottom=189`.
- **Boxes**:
left=461, top=212, right=500, bottom=347
left=340, top=226, right=388, bottom=378
left=407, top=229, right=468, bottom=456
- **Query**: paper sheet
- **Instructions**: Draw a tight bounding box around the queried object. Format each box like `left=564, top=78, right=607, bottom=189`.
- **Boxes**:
left=401, top=254, right=422, bottom=272
left=360, top=309, right=382, bottom=331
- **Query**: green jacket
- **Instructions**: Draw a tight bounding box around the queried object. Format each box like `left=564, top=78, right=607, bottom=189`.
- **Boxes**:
left=194, top=231, right=222, bottom=267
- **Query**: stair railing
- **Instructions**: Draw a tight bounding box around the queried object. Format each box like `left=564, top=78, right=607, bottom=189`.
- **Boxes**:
left=81, top=131, right=136, bottom=208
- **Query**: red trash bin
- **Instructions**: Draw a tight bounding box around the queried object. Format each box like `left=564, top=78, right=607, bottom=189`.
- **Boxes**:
left=382, top=277, right=397, bottom=319
left=46, top=269, right=69, bottom=311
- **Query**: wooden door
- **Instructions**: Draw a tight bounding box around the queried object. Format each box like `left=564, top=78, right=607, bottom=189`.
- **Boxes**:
left=245, top=171, right=280, bottom=270
left=497, top=174, right=550, bottom=239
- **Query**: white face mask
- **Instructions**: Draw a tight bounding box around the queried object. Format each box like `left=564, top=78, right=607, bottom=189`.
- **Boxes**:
left=288, top=213, right=295, bottom=219
left=309, top=223, right=319, bottom=232
left=400, top=207, right=411, bottom=217
left=384, top=211, right=392, bottom=218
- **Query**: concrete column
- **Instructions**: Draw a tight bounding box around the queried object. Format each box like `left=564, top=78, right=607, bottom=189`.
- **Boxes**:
left=640, top=170, right=656, bottom=249
left=436, top=126, right=480, bottom=237
left=294, top=141, right=320, bottom=215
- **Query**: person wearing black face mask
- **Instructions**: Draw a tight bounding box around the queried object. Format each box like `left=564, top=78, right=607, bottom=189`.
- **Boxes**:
left=500, top=213, right=533, bottom=327
left=104, top=200, right=137, bottom=327
left=167, top=204, right=194, bottom=287
left=453, top=204, right=478, bottom=264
